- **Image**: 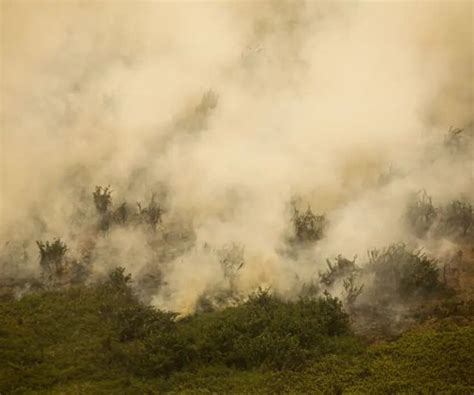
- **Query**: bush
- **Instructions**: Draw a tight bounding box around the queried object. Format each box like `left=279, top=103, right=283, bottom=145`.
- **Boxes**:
left=0, top=272, right=471, bottom=394
left=36, top=238, right=68, bottom=285
left=366, top=243, right=443, bottom=301
left=320, top=255, right=358, bottom=287
left=93, top=186, right=112, bottom=214
left=183, top=289, right=351, bottom=370
left=137, top=195, right=163, bottom=230
left=93, top=185, right=113, bottom=231
left=405, top=190, right=437, bottom=237
left=437, top=200, right=473, bottom=238
left=112, top=202, right=129, bottom=225
left=110, top=304, right=186, bottom=376
left=291, top=206, right=326, bottom=245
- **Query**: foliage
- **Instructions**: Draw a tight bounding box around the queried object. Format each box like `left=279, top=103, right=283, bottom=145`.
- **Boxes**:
left=405, top=190, right=437, bottom=237
left=438, top=200, right=473, bottom=238
left=112, top=202, right=129, bottom=225
left=318, top=256, right=363, bottom=307
left=123, top=287, right=352, bottom=373
left=299, top=279, right=320, bottom=299
left=92, top=185, right=113, bottom=231
left=36, top=239, right=68, bottom=284
left=320, top=255, right=358, bottom=287
left=342, top=275, right=364, bottom=307
left=137, top=195, right=163, bottom=230
left=405, top=189, right=473, bottom=241
left=92, top=185, right=112, bottom=214
left=0, top=272, right=472, bottom=394
left=366, top=243, right=443, bottom=301
left=292, top=206, right=326, bottom=244
left=91, top=186, right=166, bottom=232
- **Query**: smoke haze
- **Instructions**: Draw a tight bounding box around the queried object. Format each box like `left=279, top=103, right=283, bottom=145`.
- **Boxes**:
left=1, top=1, right=472, bottom=313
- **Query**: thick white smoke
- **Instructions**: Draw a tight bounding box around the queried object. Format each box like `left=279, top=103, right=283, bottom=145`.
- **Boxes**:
left=1, top=1, right=472, bottom=313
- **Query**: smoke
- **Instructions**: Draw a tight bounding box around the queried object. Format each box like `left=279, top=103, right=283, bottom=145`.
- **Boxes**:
left=1, top=1, right=472, bottom=313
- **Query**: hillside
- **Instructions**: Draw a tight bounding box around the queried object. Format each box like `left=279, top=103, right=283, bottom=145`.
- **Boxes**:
left=1, top=269, right=473, bottom=394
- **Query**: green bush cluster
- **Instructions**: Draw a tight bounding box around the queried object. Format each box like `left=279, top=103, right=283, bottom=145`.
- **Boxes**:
left=0, top=270, right=352, bottom=391
left=109, top=286, right=353, bottom=376
left=182, top=289, right=351, bottom=370
left=1, top=269, right=472, bottom=394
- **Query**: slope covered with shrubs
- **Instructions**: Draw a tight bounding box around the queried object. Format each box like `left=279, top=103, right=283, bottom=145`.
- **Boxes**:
left=1, top=269, right=473, bottom=394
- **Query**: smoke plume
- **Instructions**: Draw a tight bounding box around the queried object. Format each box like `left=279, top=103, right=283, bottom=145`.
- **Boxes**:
left=1, top=1, right=472, bottom=313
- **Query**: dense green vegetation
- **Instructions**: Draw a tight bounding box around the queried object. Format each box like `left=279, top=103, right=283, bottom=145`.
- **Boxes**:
left=1, top=269, right=472, bottom=394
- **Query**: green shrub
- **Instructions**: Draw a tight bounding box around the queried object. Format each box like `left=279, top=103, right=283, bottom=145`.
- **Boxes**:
left=182, top=289, right=351, bottom=370
left=366, top=243, right=443, bottom=301
left=110, top=304, right=187, bottom=376
left=36, top=239, right=68, bottom=285
left=0, top=271, right=472, bottom=394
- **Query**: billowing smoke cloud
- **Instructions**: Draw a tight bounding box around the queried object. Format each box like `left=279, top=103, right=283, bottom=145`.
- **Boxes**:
left=1, top=1, right=472, bottom=313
